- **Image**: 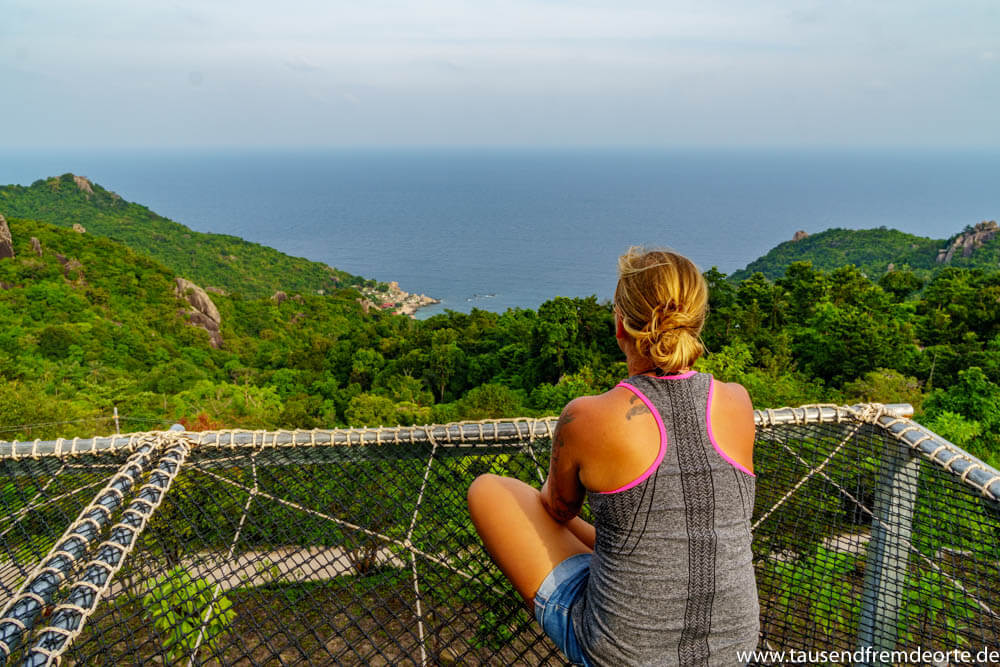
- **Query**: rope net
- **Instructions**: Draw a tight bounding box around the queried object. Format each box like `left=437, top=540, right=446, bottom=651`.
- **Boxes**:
left=0, top=406, right=997, bottom=665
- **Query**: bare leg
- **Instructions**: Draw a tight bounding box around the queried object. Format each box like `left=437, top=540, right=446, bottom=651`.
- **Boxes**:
left=467, top=474, right=593, bottom=608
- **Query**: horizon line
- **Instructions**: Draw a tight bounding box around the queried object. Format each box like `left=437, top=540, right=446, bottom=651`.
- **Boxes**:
left=5, top=143, right=1000, bottom=153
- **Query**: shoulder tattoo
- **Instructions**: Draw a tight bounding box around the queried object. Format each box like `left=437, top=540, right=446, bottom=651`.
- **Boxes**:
left=626, top=394, right=647, bottom=420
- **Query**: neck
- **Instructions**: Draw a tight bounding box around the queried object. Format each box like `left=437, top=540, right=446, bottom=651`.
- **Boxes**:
left=619, top=335, right=689, bottom=376
left=624, top=349, right=689, bottom=377
left=624, top=347, right=660, bottom=377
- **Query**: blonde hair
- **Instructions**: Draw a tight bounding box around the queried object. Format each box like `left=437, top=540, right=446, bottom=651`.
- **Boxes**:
left=614, top=247, right=708, bottom=373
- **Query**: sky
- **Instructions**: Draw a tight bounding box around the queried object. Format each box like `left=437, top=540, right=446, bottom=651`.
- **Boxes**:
left=2, top=0, right=998, bottom=149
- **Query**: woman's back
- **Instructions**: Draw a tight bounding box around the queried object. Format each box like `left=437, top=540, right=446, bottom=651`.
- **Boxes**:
left=468, top=247, right=759, bottom=666
left=570, top=371, right=758, bottom=666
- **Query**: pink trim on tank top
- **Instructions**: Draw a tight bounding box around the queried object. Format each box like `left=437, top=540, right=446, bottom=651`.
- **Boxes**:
left=596, top=383, right=668, bottom=494
left=707, top=376, right=756, bottom=477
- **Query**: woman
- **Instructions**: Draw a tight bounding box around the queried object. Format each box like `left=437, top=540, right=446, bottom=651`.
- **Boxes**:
left=467, top=247, right=759, bottom=666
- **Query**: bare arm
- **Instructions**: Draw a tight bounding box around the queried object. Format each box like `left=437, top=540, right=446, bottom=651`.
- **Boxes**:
left=540, top=400, right=587, bottom=524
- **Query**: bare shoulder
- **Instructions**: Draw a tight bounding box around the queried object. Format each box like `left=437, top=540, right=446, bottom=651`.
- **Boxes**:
left=557, top=390, right=621, bottom=431
left=557, top=386, right=660, bottom=491
left=713, top=380, right=754, bottom=418
left=556, top=394, right=595, bottom=428
left=555, top=388, right=635, bottom=447
left=708, top=378, right=756, bottom=472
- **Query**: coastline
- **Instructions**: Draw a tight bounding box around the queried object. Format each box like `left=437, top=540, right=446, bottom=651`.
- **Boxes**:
left=5, top=150, right=997, bottom=318
left=359, top=281, right=440, bottom=318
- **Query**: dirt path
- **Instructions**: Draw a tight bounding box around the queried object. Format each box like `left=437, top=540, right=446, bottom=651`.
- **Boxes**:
left=1, top=545, right=408, bottom=605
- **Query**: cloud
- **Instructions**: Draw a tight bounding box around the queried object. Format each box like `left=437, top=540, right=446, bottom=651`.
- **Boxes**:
left=2, top=0, right=999, bottom=148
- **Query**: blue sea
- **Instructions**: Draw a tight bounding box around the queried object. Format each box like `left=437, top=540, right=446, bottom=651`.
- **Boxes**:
left=2, top=148, right=999, bottom=318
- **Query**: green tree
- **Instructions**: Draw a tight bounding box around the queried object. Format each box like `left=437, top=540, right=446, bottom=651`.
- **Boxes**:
left=841, top=369, right=925, bottom=414
left=345, top=393, right=398, bottom=427
left=776, top=261, right=828, bottom=324
left=923, top=367, right=1000, bottom=465
left=532, top=297, right=581, bottom=383
left=169, top=381, right=283, bottom=429
left=349, top=348, right=385, bottom=389
left=458, top=383, right=526, bottom=420
left=702, top=266, right=739, bottom=347
left=373, top=373, right=433, bottom=406
left=425, top=342, right=466, bottom=402
left=878, top=268, right=924, bottom=301
left=793, top=302, right=916, bottom=385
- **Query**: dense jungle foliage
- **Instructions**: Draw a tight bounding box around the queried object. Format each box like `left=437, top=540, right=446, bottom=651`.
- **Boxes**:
left=2, top=210, right=1000, bottom=470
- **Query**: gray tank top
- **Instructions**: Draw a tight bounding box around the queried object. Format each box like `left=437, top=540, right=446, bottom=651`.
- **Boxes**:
left=569, top=371, right=759, bottom=666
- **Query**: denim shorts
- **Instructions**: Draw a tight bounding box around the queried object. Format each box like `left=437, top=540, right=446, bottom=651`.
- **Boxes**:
left=533, top=553, right=591, bottom=666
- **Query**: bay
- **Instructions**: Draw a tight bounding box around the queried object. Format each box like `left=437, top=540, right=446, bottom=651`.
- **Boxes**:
left=2, top=147, right=998, bottom=318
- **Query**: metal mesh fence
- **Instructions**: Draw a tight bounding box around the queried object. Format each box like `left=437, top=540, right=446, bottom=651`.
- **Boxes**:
left=753, top=408, right=1000, bottom=662
left=0, top=405, right=998, bottom=665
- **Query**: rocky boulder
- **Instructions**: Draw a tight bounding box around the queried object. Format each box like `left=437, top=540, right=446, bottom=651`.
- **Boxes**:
left=792, top=230, right=809, bottom=242
left=937, top=220, right=999, bottom=264
left=175, top=277, right=223, bottom=348
left=72, top=224, right=86, bottom=234
left=187, top=311, right=222, bottom=343
left=55, top=254, right=85, bottom=280
left=73, top=175, right=94, bottom=196
left=0, top=215, right=13, bottom=259
left=31, top=237, right=42, bottom=257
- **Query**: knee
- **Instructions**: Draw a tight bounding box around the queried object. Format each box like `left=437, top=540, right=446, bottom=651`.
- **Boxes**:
left=467, top=473, right=503, bottom=513
left=468, top=474, right=537, bottom=518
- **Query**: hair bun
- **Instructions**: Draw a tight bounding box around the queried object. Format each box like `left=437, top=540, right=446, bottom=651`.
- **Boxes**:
left=614, top=247, right=709, bottom=373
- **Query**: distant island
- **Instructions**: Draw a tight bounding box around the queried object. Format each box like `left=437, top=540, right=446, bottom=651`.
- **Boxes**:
left=730, top=221, right=1000, bottom=282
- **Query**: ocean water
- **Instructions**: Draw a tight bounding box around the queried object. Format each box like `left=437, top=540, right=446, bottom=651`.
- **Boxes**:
left=2, top=148, right=999, bottom=317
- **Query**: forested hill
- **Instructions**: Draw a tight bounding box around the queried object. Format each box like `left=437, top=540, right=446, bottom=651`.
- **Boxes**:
left=0, top=174, right=370, bottom=298
left=0, top=216, right=624, bottom=444
left=730, top=222, right=1000, bottom=281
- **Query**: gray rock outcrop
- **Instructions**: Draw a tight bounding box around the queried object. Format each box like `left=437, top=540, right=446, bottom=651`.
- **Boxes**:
left=72, top=224, right=86, bottom=234
left=73, top=175, right=94, bottom=196
left=0, top=215, right=13, bottom=259
left=31, top=237, right=42, bottom=257
left=175, top=277, right=223, bottom=348
left=937, top=220, right=999, bottom=264
left=792, top=230, right=809, bottom=242
left=55, top=254, right=85, bottom=280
